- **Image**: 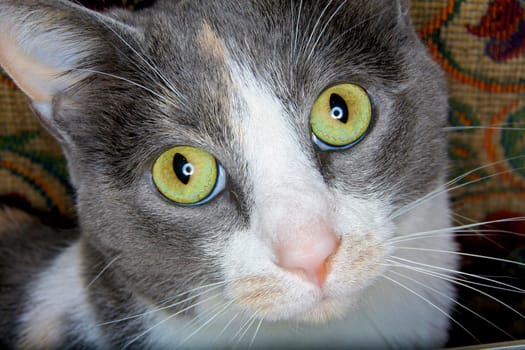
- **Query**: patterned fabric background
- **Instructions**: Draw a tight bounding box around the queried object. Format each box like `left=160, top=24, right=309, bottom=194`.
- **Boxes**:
left=0, top=0, right=524, bottom=347
left=411, top=1, right=525, bottom=346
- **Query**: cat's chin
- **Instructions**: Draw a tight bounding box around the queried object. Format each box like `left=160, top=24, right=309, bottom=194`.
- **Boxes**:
left=293, top=296, right=353, bottom=324
left=257, top=292, right=356, bottom=325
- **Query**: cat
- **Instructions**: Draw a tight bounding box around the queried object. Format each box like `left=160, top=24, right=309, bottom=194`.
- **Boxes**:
left=0, top=0, right=461, bottom=348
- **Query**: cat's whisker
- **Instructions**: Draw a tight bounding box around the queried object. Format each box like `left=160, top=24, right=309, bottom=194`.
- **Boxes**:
left=384, top=259, right=525, bottom=320
left=451, top=212, right=525, bottom=239
left=233, top=311, right=260, bottom=349
left=325, top=8, right=394, bottom=58
left=177, top=296, right=227, bottom=334
left=98, top=280, right=229, bottom=326
left=444, top=126, right=525, bottom=131
left=380, top=274, right=479, bottom=342
left=448, top=123, right=525, bottom=131
left=452, top=212, right=478, bottom=227
left=385, top=268, right=514, bottom=339
left=388, top=216, right=525, bottom=243
left=452, top=212, right=517, bottom=248
left=155, top=277, right=236, bottom=307
left=89, top=12, right=187, bottom=104
left=449, top=121, right=525, bottom=128
left=390, top=156, right=525, bottom=220
left=150, top=279, right=229, bottom=307
left=155, top=272, right=212, bottom=305
left=249, top=313, right=265, bottom=349
left=304, top=0, right=349, bottom=64
left=297, top=0, right=334, bottom=65
left=97, top=291, right=204, bottom=327
left=452, top=212, right=484, bottom=228
left=69, top=68, right=179, bottom=109
left=68, top=0, right=186, bottom=104
left=121, top=292, right=223, bottom=349
left=393, top=167, right=525, bottom=221
left=234, top=313, right=258, bottom=347
left=391, top=229, right=525, bottom=244
left=388, top=256, right=524, bottom=293
left=86, top=255, right=120, bottom=289
left=410, top=266, right=519, bottom=294
left=229, top=313, right=253, bottom=347
left=388, top=226, right=525, bottom=244
left=451, top=212, right=508, bottom=235
left=391, top=246, right=525, bottom=268
left=453, top=211, right=472, bottom=218
left=454, top=212, right=519, bottom=247
left=152, top=278, right=238, bottom=308
left=291, top=0, right=304, bottom=64
left=180, top=299, right=236, bottom=345
left=288, top=0, right=295, bottom=69
left=442, top=155, right=525, bottom=189
left=213, top=309, right=242, bottom=342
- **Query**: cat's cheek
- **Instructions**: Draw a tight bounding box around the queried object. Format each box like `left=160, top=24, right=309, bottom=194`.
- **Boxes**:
left=324, top=234, right=390, bottom=297
left=329, top=192, right=395, bottom=241
left=324, top=193, right=396, bottom=296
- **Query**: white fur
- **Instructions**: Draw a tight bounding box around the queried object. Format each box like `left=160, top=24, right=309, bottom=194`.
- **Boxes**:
left=18, top=242, right=104, bottom=349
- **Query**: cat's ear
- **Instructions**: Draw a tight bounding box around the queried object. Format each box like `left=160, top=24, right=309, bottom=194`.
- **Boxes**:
left=0, top=0, right=137, bottom=136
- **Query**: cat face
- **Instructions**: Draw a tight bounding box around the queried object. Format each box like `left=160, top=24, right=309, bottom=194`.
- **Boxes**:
left=0, top=0, right=454, bottom=344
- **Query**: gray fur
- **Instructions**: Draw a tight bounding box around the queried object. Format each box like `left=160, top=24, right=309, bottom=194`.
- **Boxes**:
left=0, top=0, right=450, bottom=348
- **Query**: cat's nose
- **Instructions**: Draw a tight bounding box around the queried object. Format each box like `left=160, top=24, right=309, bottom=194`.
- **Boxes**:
left=276, top=223, right=340, bottom=287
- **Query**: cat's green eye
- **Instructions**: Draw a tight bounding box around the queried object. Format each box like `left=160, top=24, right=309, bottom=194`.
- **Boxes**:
left=310, top=83, right=372, bottom=151
left=152, top=146, right=226, bottom=205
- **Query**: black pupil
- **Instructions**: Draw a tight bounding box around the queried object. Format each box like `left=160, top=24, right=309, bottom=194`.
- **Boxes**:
left=330, top=93, right=349, bottom=124
left=173, top=153, right=191, bottom=185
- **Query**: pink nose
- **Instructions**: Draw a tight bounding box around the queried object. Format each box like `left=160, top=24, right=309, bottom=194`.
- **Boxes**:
left=276, top=223, right=340, bottom=287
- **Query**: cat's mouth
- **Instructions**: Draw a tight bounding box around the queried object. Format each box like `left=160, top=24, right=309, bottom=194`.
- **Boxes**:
left=225, top=234, right=387, bottom=324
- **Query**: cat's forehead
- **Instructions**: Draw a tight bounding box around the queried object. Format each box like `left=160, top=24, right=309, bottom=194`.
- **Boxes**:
left=137, top=0, right=408, bottom=130
left=141, top=0, right=407, bottom=89
left=84, top=0, right=426, bottom=194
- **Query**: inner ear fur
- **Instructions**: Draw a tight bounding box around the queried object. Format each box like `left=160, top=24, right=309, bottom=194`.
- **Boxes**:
left=0, top=0, right=137, bottom=134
